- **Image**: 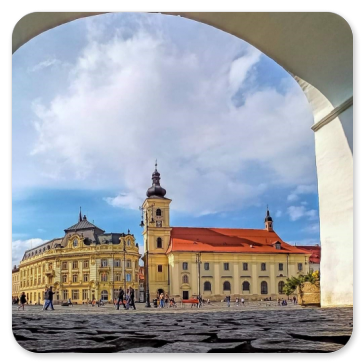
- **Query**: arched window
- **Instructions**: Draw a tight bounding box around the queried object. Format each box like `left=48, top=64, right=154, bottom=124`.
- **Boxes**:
left=261, top=281, right=268, bottom=294
left=182, top=275, right=189, bottom=284
left=101, top=290, right=108, bottom=301
left=157, top=237, right=162, bottom=249
left=156, top=208, right=162, bottom=216
left=242, top=281, right=250, bottom=291
left=204, top=281, right=211, bottom=291
left=278, top=281, right=285, bottom=294
left=223, top=281, right=231, bottom=291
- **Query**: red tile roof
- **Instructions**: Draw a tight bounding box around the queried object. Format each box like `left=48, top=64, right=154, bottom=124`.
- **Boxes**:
left=297, top=245, right=321, bottom=264
left=167, top=227, right=309, bottom=255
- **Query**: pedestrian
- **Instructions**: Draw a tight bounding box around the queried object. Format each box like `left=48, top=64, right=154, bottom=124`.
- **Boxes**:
left=42, top=287, right=49, bottom=310
left=241, top=297, right=245, bottom=306
left=226, top=295, right=230, bottom=307
left=116, top=289, right=126, bottom=310
left=207, top=298, right=210, bottom=305
left=278, top=298, right=281, bottom=306
left=293, top=296, right=297, bottom=305
left=125, top=289, right=130, bottom=310
left=68, top=298, right=73, bottom=306
left=235, top=297, right=239, bottom=306
left=159, top=292, right=165, bottom=308
left=44, top=287, right=55, bottom=310
left=18, top=292, right=27, bottom=310
left=129, top=287, right=136, bottom=310
left=198, top=295, right=203, bottom=308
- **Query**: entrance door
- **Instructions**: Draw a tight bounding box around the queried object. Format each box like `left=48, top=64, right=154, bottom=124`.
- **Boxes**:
left=182, top=291, right=189, bottom=300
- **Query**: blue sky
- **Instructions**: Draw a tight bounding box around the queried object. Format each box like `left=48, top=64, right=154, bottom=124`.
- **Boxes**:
left=12, top=13, right=320, bottom=266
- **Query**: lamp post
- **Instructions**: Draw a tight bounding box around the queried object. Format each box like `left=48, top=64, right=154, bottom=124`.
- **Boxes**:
left=140, top=205, right=154, bottom=308
left=196, top=253, right=201, bottom=302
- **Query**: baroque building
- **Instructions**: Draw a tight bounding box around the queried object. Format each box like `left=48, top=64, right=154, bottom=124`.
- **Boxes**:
left=142, top=164, right=312, bottom=301
left=12, top=265, right=20, bottom=299
left=18, top=213, right=140, bottom=305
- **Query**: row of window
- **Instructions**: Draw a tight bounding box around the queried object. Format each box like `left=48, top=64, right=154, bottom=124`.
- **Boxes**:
left=61, top=273, right=135, bottom=283
left=180, top=262, right=303, bottom=272
left=200, top=280, right=285, bottom=294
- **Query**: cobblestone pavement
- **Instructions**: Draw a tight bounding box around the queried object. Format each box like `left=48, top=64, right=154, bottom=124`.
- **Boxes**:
left=12, top=302, right=353, bottom=353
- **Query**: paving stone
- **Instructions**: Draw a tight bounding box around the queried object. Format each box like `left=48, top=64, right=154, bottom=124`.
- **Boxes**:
left=251, top=337, right=344, bottom=352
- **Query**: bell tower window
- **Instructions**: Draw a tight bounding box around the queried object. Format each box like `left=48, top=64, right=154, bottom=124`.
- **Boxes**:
left=156, top=208, right=162, bottom=217
left=157, top=237, right=162, bottom=249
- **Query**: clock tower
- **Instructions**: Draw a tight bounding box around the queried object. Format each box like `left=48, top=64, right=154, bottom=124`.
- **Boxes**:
left=142, top=162, right=172, bottom=300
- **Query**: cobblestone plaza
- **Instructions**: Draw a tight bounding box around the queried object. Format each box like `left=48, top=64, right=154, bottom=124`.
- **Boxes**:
left=12, top=303, right=352, bottom=353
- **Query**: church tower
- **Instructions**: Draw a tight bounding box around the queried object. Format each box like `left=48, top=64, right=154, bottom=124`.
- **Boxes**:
left=265, top=207, right=274, bottom=231
left=142, top=162, right=172, bottom=300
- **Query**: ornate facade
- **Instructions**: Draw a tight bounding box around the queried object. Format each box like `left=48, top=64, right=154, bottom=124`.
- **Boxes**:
left=18, top=213, right=140, bottom=304
left=142, top=164, right=312, bottom=301
left=12, top=265, right=20, bottom=299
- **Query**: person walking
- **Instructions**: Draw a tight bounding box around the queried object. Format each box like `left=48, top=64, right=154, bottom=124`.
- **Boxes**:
left=44, top=287, right=55, bottom=310
left=241, top=297, right=245, bottom=306
left=116, top=289, right=126, bottom=310
left=68, top=298, right=73, bottom=307
left=129, top=287, right=136, bottom=310
left=235, top=297, right=239, bottom=306
left=18, top=292, right=27, bottom=310
left=159, top=292, right=165, bottom=308
left=226, top=295, right=231, bottom=307
left=42, top=287, right=49, bottom=310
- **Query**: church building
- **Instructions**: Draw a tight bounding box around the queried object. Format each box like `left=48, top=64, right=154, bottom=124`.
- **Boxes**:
left=142, top=164, right=311, bottom=301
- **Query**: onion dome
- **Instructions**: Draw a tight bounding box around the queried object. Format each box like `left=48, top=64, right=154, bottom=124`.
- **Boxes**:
left=265, top=208, right=273, bottom=222
left=146, top=160, right=167, bottom=198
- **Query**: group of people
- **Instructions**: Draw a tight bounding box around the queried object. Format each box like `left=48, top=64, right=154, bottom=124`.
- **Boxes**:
left=115, top=287, right=136, bottom=310
left=225, top=296, right=245, bottom=307
left=277, top=296, right=297, bottom=306
left=42, top=286, right=56, bottom=310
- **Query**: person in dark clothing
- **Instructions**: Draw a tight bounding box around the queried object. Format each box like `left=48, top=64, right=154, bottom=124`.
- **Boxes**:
left=18, top=292, right=27, bottom=310
left=116, top=289, right=126, bottom=310
left=44, top=287, right=55, bottom=310
left=128, top=287, right=136, bottom=310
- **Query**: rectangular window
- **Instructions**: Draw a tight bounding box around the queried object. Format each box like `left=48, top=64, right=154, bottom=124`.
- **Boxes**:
left=298, top=263, right=303, bottom=271
left=101, top=259, right=108, bottom=267
left=261, top=263, right=266, bottom=271
left=72, top=290, right=79, bottom=300
left=126, top=260, right=131, bottom=269
left=72, top=274, right=78, bottom=283
left=82, top=289, right=89, bottom=300
left=115, top=274, right=121, bottom=281
left=158, top=265, right=163, bottom=272
left=182, top=262, right=188, bottom=270
left=83, top=260, right=89, bottom=269
left=114, top=259, right=121, bottom=267
left=126, top=273, right=131, bottom=282
left=224, top=262, right=229, bottom=271
left=204, top=262, right=210, bottom=271
left=62, top=274, right=67, bottom=283
left=62, top=262, right=67, bottom=270
left=243, top=262, right=248, bottom=271
left=279, top=263, right=284, bottom=271
left=63, top=290, right=68, bottom=300
left=101, top=273, right=108, bottom=282
left=72, top=261, right=78, bottom=269
left=83, top=274, right=89, bottom=282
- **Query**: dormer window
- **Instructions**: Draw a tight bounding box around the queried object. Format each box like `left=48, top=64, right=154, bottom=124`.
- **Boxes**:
left=274, top=242, right=281, bottom=250
left=73, top=239, right=78, bottom=247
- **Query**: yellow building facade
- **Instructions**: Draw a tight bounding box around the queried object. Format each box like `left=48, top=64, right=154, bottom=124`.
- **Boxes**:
left=18, top=214, right=140, bottom=305
left=142, top=164, right=311, bottom=301
left=12, top=266, right=20, bottom=299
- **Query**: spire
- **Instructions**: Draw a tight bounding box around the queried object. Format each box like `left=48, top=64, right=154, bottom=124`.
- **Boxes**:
left=146, top=161, right=166, bottom=198
left=264, top=206, right=273, bottom=231
left=79, top=207, right=82, bottom=222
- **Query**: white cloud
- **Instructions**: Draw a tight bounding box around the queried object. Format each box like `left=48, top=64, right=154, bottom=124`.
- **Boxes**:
left=28, top=58, right=60, bottom=72
left=287, top=184, right=317, bottom=202
left=302, top=223, right=320, bottom=234
left=275, top=210, right=282, bottom=218
left=287, top=205, right=318, bottom=221
left=19, top=16, right=315, bottom=216
left=12, top=238, right=48, bottom=266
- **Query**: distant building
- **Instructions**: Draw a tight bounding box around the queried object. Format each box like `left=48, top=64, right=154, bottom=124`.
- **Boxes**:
left=298, top=245, right=321, bottom=272
left=142, top=163, right=311, bottom=301
left=18, top=212, right=140, bottom=305
left=12, top=265, right=20, bottom=299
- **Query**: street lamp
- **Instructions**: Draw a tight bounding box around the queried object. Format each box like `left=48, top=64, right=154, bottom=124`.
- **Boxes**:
left=139, top=205, right=155, bottom=308
left=196, top=252, right=202, bottom=303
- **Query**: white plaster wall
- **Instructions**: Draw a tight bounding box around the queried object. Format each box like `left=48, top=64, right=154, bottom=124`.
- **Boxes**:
left=315, top=107, right=353, bottom=307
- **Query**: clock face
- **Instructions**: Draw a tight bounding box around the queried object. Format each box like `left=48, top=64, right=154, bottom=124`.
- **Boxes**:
left=156, top=221, right=162, bottom=227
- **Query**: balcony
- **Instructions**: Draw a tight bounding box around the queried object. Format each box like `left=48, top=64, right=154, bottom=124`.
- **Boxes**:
left=45, top=269, right=55, bottom=276
left=98, top=266, right=110, bottom=272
